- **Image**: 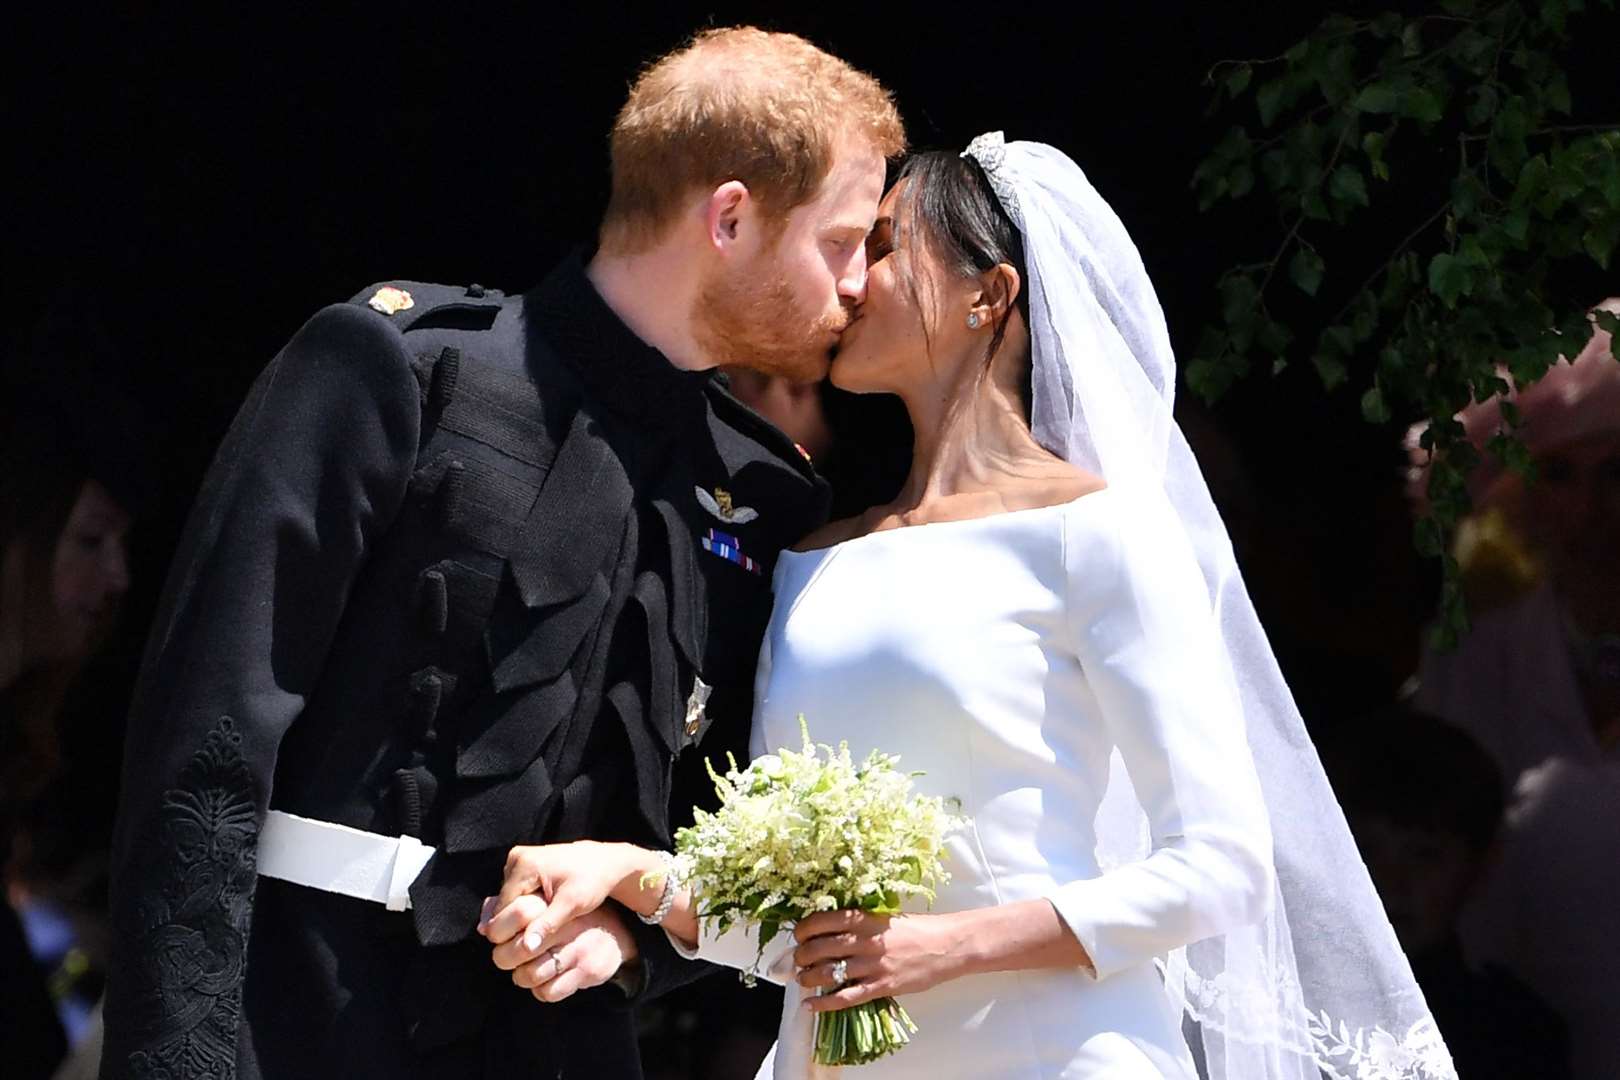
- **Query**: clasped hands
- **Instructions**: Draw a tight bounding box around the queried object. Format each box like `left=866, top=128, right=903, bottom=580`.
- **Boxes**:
left=477, top=841, right=644, bottom=1003
left=478, top=840, right=966, bottom=1007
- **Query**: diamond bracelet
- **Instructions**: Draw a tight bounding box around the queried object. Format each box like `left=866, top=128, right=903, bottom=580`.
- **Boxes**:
left=637, top=851, right=677, bottom=926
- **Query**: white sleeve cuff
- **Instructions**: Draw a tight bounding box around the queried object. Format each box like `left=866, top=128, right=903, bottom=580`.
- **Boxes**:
left=664, top=917, right=796, bottom=986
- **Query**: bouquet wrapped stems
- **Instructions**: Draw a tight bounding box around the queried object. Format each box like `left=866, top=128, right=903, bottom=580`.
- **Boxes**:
left=671, top=718, right=963, bottom=1068
left=814, top=993, right=918, bottom=1067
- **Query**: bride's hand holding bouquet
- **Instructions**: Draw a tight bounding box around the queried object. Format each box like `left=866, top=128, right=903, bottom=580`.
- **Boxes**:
left=481, top=720, right=964, bottom=1067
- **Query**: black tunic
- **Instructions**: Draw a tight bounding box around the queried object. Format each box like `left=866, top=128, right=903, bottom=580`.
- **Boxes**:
left=101, top=254, right=829, bottom=1079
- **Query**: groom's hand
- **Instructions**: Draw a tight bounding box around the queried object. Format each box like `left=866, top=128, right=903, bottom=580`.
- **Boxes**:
left=488, top=901, right=641, bottom=1003
left=481, top=841, right=635, bottom=945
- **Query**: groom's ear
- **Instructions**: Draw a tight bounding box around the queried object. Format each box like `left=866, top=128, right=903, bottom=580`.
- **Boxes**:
left=705, top=181, right=753, bottom=252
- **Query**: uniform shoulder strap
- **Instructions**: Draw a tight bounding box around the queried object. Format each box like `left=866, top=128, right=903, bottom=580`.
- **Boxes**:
left=348, top=280, right=506, bottom=334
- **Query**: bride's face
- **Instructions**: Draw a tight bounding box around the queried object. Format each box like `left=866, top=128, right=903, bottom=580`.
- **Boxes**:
left=829, top=183, right=967, bottom=395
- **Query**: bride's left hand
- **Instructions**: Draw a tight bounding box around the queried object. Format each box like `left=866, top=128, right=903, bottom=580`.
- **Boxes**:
left=792, top=909, right=965, bottom=1012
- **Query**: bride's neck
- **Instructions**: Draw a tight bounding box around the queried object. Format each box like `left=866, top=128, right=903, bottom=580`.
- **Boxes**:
left=892, top=361, right=1046, bottom=510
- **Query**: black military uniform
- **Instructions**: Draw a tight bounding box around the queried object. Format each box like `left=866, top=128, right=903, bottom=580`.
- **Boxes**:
left=101, top=253, right=829, bottom=1079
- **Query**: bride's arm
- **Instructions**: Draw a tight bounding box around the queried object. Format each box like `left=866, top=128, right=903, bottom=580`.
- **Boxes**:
left=795, top=495, right=1274, bottom=1010
left=1041, top=494, right=1274, bottom=982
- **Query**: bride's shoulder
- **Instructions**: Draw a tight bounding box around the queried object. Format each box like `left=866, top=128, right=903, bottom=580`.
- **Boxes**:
left=1026, top=464, right=1108, bottom=515
left=789, top=514, right=872, bottom=553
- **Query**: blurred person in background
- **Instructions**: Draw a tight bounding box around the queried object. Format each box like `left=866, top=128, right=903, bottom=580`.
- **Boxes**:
left=1409, top=297, right=1619, bottom=1078
left=722, top=368, right=911, bottom=522
left=2, top=382, right=138, bottom=1080
left=1323, top=708, right=1570, bottom=1079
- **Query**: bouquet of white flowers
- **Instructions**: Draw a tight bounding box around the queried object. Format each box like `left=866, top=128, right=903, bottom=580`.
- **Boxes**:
left=667, top=718, right=964, bottom=1066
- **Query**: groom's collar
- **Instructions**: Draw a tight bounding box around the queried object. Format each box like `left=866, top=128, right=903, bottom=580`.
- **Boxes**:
left=525, top=247, right=713, bottom=428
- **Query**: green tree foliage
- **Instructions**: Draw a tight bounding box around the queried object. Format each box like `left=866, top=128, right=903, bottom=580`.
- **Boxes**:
left=1192, top=0, right=1620, bottom=645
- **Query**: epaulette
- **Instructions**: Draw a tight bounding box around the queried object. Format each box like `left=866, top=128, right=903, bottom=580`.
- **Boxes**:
left=348, top=280, right=507, bottom=334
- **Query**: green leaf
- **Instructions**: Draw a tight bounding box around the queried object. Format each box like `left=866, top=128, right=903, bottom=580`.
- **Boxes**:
left=1427, top=252, right=1473, bottom=308
left=1289, top=248, right=1326, bottom=295
left=1228, top=163, right=1255, bottom=199
left=1451, top=28, right=1496, bottom=75
left=1400, top=87, right=1444, bottom=125
left=1257, top=80, right=1288, bottom=127
left=1584, top=218, right=1619, bottom=269
left=1414, top=515, right=1445, bottom=559
left=1495, top=97, right=1532, bottom=142
left=1598, top=142, right=1620, bottom=208
left=1594, top=309, right=1620, bottom=337
left=1546, top=72, right=1573, bottom=115
left=1314, top=41, right=1357, bottom=103
left=1466, top=84, right=1498, bottom=128
left=1503, top=209, right=1530, bottom=246
left=1350, top=298, right=1379, bottom=343
left=1261, top=149, right=1294, bottom=191
left=1354, top=83, right=1400, bottom=114
left=1313, top=353, right=1348, bottom=390
left=1401, top=22, right=1423, bottom=57
left=1515, top=155, right=1550, bottom=205
left=1490, top=98, right=1533, bottom=175
left=1452, top=173, right=1485, bottom=221
left=1362, top=131, right=1389, bottom=181
left=1258, top=318, right=1294, bottom=356
left=1219, top=274, right=1259, bottom=325
left=1187, top=357, right=1233, bottom=403
left=1496, top=434, right=1535, bottom=476
left=1329, top=165, right=1370, bottom=207
left=1225, top=64, right=1253, bottom=97
left=1361, top=385, right=1392, bottom=424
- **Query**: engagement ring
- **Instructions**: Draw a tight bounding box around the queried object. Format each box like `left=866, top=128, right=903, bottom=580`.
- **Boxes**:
left=831, top=958, right=850, bottom=989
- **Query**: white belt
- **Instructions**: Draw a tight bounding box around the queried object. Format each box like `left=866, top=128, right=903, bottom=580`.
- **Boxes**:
left=258, top=810, right=436, bottom=912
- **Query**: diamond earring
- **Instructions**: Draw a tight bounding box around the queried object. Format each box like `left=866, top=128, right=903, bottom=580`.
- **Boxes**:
left=967, top=312, right=981, bottom=329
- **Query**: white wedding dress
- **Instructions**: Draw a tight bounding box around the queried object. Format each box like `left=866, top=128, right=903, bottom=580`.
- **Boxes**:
left=678, top=486, right=1276, bottom=1078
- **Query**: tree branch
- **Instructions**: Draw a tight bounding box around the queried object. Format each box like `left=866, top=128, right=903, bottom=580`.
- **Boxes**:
left=1256, top=123, right=1354, bottom=301
left=1329, top=200, right=1453, bottom=327
left=1461, top=122, right=1620, bottom=142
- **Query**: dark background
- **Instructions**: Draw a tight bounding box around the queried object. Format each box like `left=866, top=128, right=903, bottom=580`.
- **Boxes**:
left=11, top=1, right=1528, bottom=741
left=4, top=2, right=1615, bottom=1070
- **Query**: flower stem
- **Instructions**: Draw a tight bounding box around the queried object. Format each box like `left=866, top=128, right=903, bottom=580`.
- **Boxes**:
left=812, top=996, right=919, bottom=1066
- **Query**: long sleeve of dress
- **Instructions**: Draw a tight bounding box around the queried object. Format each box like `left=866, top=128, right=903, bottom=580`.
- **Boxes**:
left=102, top=304, right=421, bottom=1075
left=1045, top=494, right=1275, bottom=982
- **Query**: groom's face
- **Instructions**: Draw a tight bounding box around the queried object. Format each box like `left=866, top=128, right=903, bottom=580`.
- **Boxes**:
left=693, top=138, right=885, bottom=383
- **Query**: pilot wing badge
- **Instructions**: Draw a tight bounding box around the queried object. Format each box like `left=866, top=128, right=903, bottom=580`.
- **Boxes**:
left=695, top=487, right=762, bottom=575
left=695, top=486, right=759, bottom=525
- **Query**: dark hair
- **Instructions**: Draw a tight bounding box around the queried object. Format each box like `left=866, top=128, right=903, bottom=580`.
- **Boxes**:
left=893, top=150, right=1034, bottom=418
left=1322, top=707, right=1505, bottom=853
left=1, top=389, right=137, bottom=807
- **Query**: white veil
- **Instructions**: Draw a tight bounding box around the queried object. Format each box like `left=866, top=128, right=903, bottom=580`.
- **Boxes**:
left=961, top=132, right=1456, bottom=1080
